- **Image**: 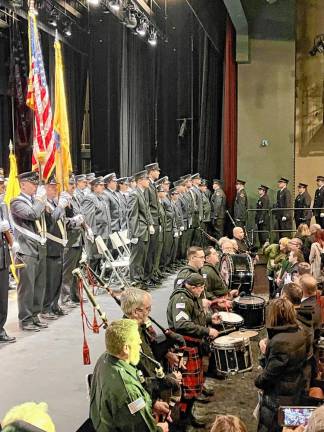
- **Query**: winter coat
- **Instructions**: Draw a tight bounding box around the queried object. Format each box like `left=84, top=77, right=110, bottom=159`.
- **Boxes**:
left=255, top=324, right=307, bottom=432
left=309, top=242, right=324, bottom=282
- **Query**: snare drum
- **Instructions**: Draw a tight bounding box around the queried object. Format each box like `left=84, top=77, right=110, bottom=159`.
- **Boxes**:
left=218, top=311, right=244, bottom=329
left=233, top=295, right=265, bottom=329
left=211, top=335, right=253, bottom=375
left=220, top=254, right=254, bottom=294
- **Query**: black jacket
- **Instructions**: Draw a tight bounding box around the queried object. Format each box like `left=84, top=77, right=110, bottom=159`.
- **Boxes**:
left=255, top=324, right=306, bottom=432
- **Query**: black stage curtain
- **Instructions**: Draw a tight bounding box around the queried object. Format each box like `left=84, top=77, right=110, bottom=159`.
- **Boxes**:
left=0, top=33, right=11, bottom=173
left=89, top=0, right=226, bottom=181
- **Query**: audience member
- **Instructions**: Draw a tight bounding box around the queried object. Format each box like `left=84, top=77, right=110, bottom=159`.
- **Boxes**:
left=309, top=229, right=324, bottom=284
left=1, top=402, right=55, bottom=432
left=304, top=224, right=322, bottom=262
left=255, top=298, right=307, bottom=432
left=263, top=237, right=289, bottom=298
left=300, top=274, right=321, bottom=342
left=210, top=415, right=247, bottom=432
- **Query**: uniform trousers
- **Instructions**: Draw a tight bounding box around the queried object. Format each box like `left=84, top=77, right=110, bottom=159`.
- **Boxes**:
left=0, top=267, right=9, bottom=334
left=170, top=236, right=179, bottom=264
left=61, top=246, right=82, bottom=303
left=144, top=226, right=159, bottom=280
left=160, top=231, right=173, bottom=269
left=130, top=236, right=149, bottom=283
left=43, top=254, right=63, bottom=313
left=17, top=248, right=46, bottom=324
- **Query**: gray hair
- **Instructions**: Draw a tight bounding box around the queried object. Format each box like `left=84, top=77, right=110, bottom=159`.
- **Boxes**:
left=120, top=288, right=151, bottom=317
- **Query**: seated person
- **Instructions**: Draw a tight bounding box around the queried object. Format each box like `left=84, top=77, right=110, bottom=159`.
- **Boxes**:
left=1, top=402, right=55, bottom=432
left=201, top=246, right=237, bottom=310
left=219, top=237, right=238, bottom=255
left=232, top=227, right=248, bottom=253
left=89, top=319, right=168, bottom=432
left=276, top=249, right=304, bottom=289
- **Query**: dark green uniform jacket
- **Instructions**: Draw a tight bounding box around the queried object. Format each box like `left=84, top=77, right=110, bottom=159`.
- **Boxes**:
left=174, top=265, right=200, bottom=289
left=90, top=353, right=161, bottom=432
left=167, top=286, right=209, bottom=339
left=201, top=263, right=228, bottom=299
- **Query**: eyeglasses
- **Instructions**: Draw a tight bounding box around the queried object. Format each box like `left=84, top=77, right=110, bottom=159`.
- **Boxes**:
left=194, top=255, right=205, bottom=259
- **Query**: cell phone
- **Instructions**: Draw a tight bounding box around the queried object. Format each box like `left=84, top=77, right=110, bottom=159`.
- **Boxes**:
left=278, top=406, right=316, bottom=427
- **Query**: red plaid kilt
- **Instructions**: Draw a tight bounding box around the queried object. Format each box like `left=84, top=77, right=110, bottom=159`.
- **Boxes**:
left=181, top=345, right=204, bottom=400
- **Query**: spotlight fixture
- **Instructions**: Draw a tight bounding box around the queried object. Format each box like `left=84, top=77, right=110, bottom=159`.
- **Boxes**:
left=124, top=9, right=137, bottom=29
left=148, top=29, right=157, bottom=46
left=136, top=18, right=148, bottom=37
left=63, top=23, right=72, bottom=37
left=309, top=34, right=324, bottom=56
left=109, top=0, right=120, bottom=11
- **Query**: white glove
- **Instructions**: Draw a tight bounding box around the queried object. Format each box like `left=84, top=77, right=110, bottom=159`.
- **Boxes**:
left=149, top=225, right=155, bottom=235
left=174, top=232, right=179, bottom=238
left=130, top=238, right=138, bottom=245
left=35, top=185, right=47, bottom=203
left=71, top=214, right=84, bottom=227
left=180, top=226, right=184, bottom=232
left=85, top=226, right=94, bottom=243
left=320, top=213, right=324, bottom=218
left=0, top=220, right=10, bottom=233
left=281, top=216, right=287, bottom=222
left=11, top=240, right=21, bottom=255
left=58, top=197, right=69, bottom=208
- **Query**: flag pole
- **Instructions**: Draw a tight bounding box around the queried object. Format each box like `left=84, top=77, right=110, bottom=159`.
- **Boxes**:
left=9, top=13, right=16, bottom=153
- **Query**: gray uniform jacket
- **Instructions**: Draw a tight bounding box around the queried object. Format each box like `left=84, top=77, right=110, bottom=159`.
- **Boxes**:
left=82, top=192, right=111, bottom=240
left=45, top=199, right=66, bottom=257
left=162, top=198, right=176, bottom=232
left=117, top=191, right=129, bottom=231
left=127, top=187, right=153, bottom=241
left=144, top=181, right=159, bottom=226
left=173, top=200, right=184, bottom=231
left=103, top=188, right=123, bottom=233
left=178, top=194, right=190, bottom=229
left=210, top=189, right=226, bottom=220
left=10, top=193, right=46, bottom=258
left=192, top=186, right=203, bottom=222
left=0, top=204, right=10, bottom=271
left=201, top=192, right=211, bottom=222
left=65, top=196, right=83, bottom=248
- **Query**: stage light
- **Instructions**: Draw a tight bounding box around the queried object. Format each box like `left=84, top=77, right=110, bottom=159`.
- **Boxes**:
left=109, top=0, right=120, bottom=11
left=124, top=10, right=137, bottom=29
left=136, top=18, right=148, bottom=37
left=63, top=23, right=72, bottom=37
left=87, top=0, right=100, bottom=5
left=148, top=29, right=157, bottom=46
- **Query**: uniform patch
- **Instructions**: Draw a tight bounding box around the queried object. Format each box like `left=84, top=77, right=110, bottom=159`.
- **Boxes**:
left=176, top=311, right=189, bottom=321
left=128, top=397, right=146, bottom=414
left=240, top=193, right=245, bottom=198
left=176, top=303, right=185, bottom=309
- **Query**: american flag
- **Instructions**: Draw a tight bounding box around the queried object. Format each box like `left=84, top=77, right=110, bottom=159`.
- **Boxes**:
left=26, top=8, right=55, bottom=181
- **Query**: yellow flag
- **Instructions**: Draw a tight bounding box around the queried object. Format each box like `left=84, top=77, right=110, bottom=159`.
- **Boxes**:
left=54, top=39, right=72, bottom=191
left=4, top=142, right=20, bottom=206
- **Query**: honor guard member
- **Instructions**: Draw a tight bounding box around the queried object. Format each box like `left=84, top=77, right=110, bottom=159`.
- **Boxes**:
left=41, top=175, right=70, bottom=319
left=174, top=178, right=189, bottom=261
left=190, top=173, right=203, bottom=246
left=174, top=246, right=205, bottom=289
left=127, top=170, right=153, bottom=288
left=203, top=180, right=211, bottom=200
left=210, top=180, right=226, bottom=239
left=75, top=174, right=87, bottom=204
left=181, top=175, right=195, bottom=249
left=198, top=180, right=211, bottom=246
left=85, top=173, right=95, bottom=195
left=129, top=176, right=137, bottom=190
left=0, top=200, right=16, bottom=343
left=10, top=172, right=48, bottom=332
left=61, top=175, right=85, bottom=307
left=117, top=177, right=130, bottom=230
left=295, top=183, right=312, bottom=228
left=275, top=177, right=292, bottom=238
left=157, top=177, right=174, bottom=273
left=152, top=184, right=167, bottom=281
left=144, top=163, right=161, bottom=286
left=89, top=319, right=169, bottom=432
left=169, top=188, right=184, bottom=267
left=313, top=176, right=324, bottom=228
left=103, top=173, right=123, bottom=234
left=167, top=274, right=219, bottom=417
left=82, top=176, right=111, bottom=270
left=233, top=180, right=248, bottom=228
left=255, top=185, right=270, bottom=246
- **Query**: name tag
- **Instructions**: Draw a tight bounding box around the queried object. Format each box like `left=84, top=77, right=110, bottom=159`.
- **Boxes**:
left=176, top=303, right=185, bottom=309
left=128, top=397, right=146, bottom=414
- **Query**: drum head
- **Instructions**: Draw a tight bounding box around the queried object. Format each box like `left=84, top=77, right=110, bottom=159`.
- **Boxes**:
left=213, top=335, right=243, bottom=346
left=234, top=295, right=265, bottom=306
left=219, top=311, right=244, bottom=324
left=230, top=330, right=258, bottom=339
